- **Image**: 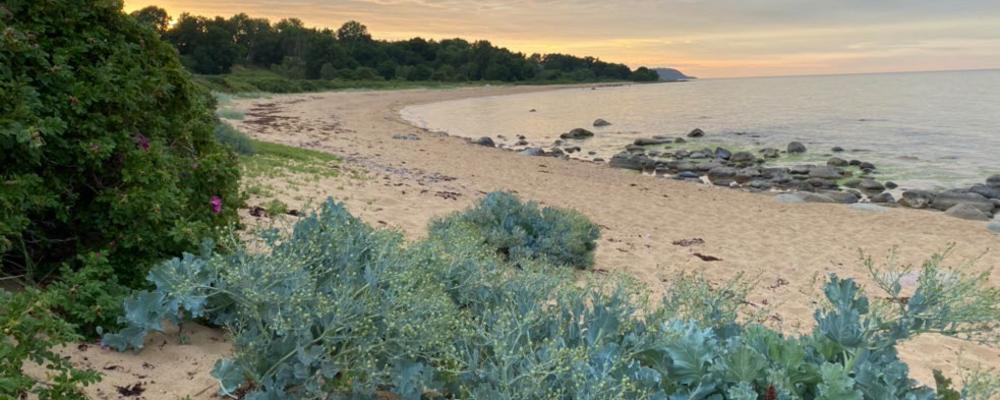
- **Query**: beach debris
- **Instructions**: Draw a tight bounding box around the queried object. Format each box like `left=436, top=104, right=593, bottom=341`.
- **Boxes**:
left=116, top=383, right=146, bottom=397
left=787, top=141, right=807, bottom=153
left=249, top=206, right=267, bottom=218
left=593, top=118, right=612, bottom=127
left=560, top=128, right=594, bottom=140
left=672, top=238, right=704, bottom=247
left=435, top=191, right=461, bottom=200
left=687, top=128, right=705, bottom=137
left=767, top=278, right=789, bottom=290
left=392, top=133, right=420, bottom=141
left=692, top=252, right=722, bottom=262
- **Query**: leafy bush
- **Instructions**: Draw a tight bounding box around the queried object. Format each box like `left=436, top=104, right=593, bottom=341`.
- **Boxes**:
left=431, top=192, right=601, bottom=269
left=0, top=0, right=241, bottom=286
left=1, top=288, right=100, bottom=399
left=104, top=194, right=999, bottom=399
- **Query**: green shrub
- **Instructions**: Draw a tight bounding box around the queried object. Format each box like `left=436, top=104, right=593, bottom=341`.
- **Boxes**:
left=1, top=288, right=101, bottom=399
left=0, top=1, right=241, bottom=286
left=104, top=194, right=1000, bottom=399
left=430, top=192, right=600, bottom=269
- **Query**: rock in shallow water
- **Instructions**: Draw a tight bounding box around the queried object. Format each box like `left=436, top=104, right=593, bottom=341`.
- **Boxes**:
left=473, top=136, right=495, bottom=147
left=827, top=157, right=848, bottom=167
left=787, top=141, right=807, bottom=154
left=593, top=118, right=612, bottom=127
left=759, top=148, right=780, bottom=158
left=944, top=203, right=991, bottom=221
left=560, top=128, right=594, bottom=140
left=987, top=174, right=1000, bottom=188
left=634, top=138, right=672, bottom=146
left=518, top=147, right=545, bottom=156
left=687, top=128, right=705, bottom=137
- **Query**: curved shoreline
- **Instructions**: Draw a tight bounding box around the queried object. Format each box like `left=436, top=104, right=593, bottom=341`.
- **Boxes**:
left=224, top=85, right=998, bottom=385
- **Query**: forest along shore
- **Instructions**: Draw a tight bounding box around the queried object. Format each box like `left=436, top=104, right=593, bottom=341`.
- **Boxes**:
left=224, top=85, right=1000, bottom=385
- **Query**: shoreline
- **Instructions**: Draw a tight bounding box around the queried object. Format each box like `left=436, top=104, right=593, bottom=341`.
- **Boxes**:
left=62, top=84, right=997, bottom=399
left=227, top=85, right=998, bottom=383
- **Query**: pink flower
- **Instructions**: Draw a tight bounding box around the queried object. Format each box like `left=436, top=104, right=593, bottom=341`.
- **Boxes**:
left=134, top=133, right=150, bottom=151
left=210, top=196, right=223, bottom=214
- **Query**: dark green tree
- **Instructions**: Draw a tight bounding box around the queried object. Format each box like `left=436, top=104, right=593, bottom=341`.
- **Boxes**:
left=129, top=5, right=170, bottom=33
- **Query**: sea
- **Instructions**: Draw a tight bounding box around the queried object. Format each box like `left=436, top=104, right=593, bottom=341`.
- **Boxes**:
left=401, top=69, right=1000, bottom=191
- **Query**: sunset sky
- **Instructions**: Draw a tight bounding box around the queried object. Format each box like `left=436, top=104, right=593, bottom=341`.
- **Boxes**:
left=124, top=0, right=1000, bottom=78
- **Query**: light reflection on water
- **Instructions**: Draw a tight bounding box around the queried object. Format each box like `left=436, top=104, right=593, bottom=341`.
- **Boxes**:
left=402, top=69, right=1000, bottom=191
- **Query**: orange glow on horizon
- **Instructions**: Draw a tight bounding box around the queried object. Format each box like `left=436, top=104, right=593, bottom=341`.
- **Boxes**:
left=124, top=1, right=1000, bottom=79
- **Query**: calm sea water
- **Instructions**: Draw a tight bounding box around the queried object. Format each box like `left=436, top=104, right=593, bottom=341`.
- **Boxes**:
left=401, top=70, right=1000, bottom=190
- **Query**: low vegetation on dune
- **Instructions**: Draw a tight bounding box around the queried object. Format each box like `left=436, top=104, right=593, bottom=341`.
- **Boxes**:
left=103, top=193, right=999, bottom=399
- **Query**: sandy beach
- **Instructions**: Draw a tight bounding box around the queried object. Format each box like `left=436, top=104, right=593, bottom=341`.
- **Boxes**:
left=66, top=85, right=997, bottom=399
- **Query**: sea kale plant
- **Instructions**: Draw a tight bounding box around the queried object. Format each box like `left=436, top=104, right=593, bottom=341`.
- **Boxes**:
left=104, top=193, right=999, bottom=399
left=431, top=192, right=601, bottom=269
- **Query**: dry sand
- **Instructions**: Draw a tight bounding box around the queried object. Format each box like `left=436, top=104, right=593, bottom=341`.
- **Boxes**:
left=63, top=85, right=998, bottom=399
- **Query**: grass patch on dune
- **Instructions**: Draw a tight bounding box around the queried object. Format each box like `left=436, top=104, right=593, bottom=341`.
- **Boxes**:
left=240, top=139, right=340, bottom=180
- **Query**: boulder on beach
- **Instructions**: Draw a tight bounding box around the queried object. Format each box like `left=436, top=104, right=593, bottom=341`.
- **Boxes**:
left=870, top=192, right=896, bottom=203
left=518, top=147, right=545, bottom=156
left=708, top=166, right=738, bottom=186
left=827, top=157, right=848, bottom=167
left=609, top=152, right=654, bottom=170
left=831, top=146, right=845, bottom=152
left=687, top=128, right=705, bottom=138
left=930, top=191, right=993, bottom=212
left=820, top=191, right=859, bottom=204
left=729, top=151, right=756, bottom=164
left=898, top=190, right=935, bottom=209
left=473, top=137, right=495, bottom=147
left=969, top=184, right=1000, bottom=199
left=560, top=128, right=594, bottom=140
left=714, top=147, right=732, bottom=160
left=593, top=118, right=612, bottom=127
left=674, top=137, right=687, bottom=144
left=787, top=141, right=807, bottom=154
left=858, top=179, right=885, bottom=193
left=944, top=203, right=991, bottom=221
left=859, top=161, right=876, bottom=171
left=884, top=181, right=898, bottom=189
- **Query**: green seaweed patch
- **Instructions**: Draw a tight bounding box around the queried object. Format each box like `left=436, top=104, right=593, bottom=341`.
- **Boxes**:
left=241, top=140, right=340, bottom=180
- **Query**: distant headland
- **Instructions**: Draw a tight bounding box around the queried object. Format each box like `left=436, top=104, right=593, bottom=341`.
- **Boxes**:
left=653, top=68, right=696, bottom=82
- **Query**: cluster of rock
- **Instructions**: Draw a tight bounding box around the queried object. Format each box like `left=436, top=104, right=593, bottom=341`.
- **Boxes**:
left=897, top=176, right=1000, bottom=222
left=468, top=123, right=999, bottom=230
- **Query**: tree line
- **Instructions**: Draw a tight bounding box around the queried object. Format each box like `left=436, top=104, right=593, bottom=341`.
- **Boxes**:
left=130, top=6, right=661, bottom=82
